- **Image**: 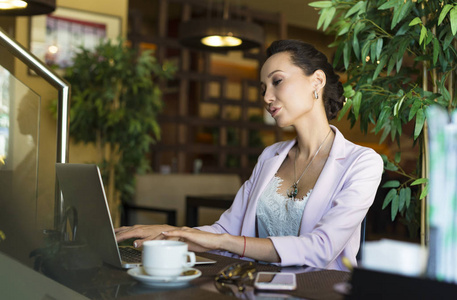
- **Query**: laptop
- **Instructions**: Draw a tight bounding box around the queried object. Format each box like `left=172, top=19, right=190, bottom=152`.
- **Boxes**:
left=55, top=163, right=216, bottom=269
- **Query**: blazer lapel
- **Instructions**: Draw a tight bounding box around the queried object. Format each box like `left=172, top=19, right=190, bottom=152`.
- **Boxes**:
left=242, top=139, right=295, bottom=235
left=300, top=126, right=347, bottom=233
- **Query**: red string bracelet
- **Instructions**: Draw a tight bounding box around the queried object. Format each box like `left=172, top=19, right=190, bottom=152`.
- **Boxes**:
left=241, top=235, right=246, bottom=258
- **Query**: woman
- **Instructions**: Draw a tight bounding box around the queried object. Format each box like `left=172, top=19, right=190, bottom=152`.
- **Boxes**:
left=115, top=40, right=383, bottom=270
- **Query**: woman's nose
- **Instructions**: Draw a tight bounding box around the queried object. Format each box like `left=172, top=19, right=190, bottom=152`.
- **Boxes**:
left=263, top=88, right=274, bottom=105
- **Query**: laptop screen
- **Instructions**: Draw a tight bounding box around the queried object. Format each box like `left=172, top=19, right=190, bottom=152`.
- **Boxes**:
left=56, top=163, right=123, bottom=268
left=56, top=163, right=216, bottom=268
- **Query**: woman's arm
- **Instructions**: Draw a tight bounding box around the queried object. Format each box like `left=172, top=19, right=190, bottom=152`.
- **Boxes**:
left=114, top=143, right=282, bottom=254
left=162, top=227, right=280, bottom=262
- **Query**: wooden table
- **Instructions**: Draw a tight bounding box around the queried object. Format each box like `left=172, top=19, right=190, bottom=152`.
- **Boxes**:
left=63, top=252, right=350, bottom=299
left=7, top=248, right=457, bottom=299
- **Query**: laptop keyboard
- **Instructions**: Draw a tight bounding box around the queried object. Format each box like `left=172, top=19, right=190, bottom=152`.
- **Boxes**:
left=119, top=246, right=142, bottom=263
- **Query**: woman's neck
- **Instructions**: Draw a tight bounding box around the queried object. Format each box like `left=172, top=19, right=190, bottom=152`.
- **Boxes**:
left=294, top=122, right=333, bottom=160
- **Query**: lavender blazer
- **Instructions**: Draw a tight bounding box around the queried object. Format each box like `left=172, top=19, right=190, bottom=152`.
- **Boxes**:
left=197, top=126, right=383, bottom=270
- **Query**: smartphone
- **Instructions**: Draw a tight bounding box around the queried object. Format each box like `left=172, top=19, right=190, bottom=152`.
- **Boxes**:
left=254, top=272, right=297, bottom=290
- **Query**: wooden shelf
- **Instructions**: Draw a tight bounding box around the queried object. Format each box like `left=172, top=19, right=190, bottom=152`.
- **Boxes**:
left=129, top=0, right=287, bottom=181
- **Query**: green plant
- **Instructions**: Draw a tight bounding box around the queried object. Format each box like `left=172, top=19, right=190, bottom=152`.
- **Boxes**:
left=63, top=39, right=175, bottom=224
left=309, top=0, right=457, bottom=239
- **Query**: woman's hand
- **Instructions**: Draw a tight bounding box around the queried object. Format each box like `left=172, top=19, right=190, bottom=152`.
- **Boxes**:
left=115, top=224, right=177, bottom=248
left=162, top=227, right=225, bottom=253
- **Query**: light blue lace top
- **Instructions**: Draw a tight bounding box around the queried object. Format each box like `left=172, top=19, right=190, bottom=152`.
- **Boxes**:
left=256, top=175, right=311, bottom=238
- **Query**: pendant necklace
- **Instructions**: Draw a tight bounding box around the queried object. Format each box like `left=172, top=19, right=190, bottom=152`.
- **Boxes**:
left=287, top=129, right=332, bottom=201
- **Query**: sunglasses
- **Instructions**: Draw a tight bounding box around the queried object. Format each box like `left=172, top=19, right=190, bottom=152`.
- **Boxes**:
left=215, top=261, right=257, bottom=293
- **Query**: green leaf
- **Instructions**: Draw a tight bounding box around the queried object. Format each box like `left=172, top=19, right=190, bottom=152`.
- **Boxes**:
left=391, top=0, right=412, bottom=30
left=323, top=7, right=336, bottom=31
left=414, top=108, right=425, bottom=139
left=354, top=20, right=365, bottom=37
left=345, top=1, right=366, bottom=18
left=439, top=4, right=453, bottom=25
left=380, top=123, right=392, bottom=144
left=373, top=55, right=388, bottom=80
left=411, top=178, right=428, bottom=185
left=391, top=194, right=399, bottom=221
left=425, top=30, right=433, bottom=46
left=353, top=35, right=360, bottom=60
left=396, top=52, right=404, bottom=73
left=393, top=117, right=402, bottom=140
left=309, top=1, right=333, bottom=8
left=376, top=38, right=383, bottom=60
left=420, top=184, right=429, bottom=200
left=393, top=95, right=405, bottom=116
left=399, top=188, right=406, bottom=212
left=384, top=160, right=398, bottom=172
left=382, top=180, right=400, bottom=188
left=398, top=1, right=413, bottom=25
left=343, top=43, right=350, bottom=70
left=450, top=7, right=457, bottom=35
left=338, top=99, right=352, bottom=121
left=396, top=22, right=411, bottom=36
left=441, top=84, right=451, bottom=101
left=343, top=84, right=355, bottom=98
left=409, top=17, right=422, bottom=27
left=387, top=55, right=396, bottom=76
left=333, top=44, right=344, bottom=68
left=419, top=25, right=427, bottom=45
left=370, top=40, right=377, bottom=62
left=337, top=22, right=351, bottom=36
left=361, top=41, right=371, bottom=66
left=432, top=38, right=440, bottom=65
left=375, top=106, right=391, bottom=134
left=394, top=152, right=401, bottom=163
left=409, top=99, right=421, bottom=121
left=317, top=7, right=327, bottom=30
left=378, top=1, right=397, bottom=10
left=352, top=91, right=362, bottom=118
left=405, top=187, right=411, bottom=208
left=443, top=30, right=454, bottom=50
left=382, top=189, right=397, bottom=210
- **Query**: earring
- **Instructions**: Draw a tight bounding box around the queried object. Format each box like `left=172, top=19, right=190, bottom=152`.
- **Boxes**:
left=314, top=90, right=319, bottom=99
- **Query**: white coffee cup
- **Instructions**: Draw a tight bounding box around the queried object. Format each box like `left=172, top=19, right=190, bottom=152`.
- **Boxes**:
left=142, top=240, right=196, bottom=277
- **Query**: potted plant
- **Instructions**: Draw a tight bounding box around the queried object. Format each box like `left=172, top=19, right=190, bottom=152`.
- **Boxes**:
left=309, top=0, right=457, bottom=241
left=61, top=39, right=175, bottom=225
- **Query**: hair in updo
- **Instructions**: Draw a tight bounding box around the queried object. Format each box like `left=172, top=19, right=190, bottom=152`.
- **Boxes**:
left=266, top=40, right=344, bottom=121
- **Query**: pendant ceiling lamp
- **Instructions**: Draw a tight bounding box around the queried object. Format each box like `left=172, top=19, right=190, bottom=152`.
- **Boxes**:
left=0, top=0, right=55, bottom=16
left=178, top=0, right=264, bottom=52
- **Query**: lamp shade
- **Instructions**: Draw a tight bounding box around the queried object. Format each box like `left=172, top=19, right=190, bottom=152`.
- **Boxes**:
left=178, top=18, right=264, bottom=51
left=0, top=0, right=56, bottom=16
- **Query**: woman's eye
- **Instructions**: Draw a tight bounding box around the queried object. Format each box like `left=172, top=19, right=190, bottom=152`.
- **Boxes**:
left=261, top=90, right=266, bottom=96
left=273, top=79, right=282, bottom=86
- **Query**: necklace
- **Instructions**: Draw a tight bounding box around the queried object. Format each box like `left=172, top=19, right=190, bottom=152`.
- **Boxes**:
left=287, top=129, right=332, bottom=201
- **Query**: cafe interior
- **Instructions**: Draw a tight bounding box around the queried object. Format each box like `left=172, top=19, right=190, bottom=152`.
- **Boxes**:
left=1, top=0, right=457, bottom=299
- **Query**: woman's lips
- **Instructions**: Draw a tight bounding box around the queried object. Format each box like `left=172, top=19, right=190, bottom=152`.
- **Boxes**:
left=269, top=106, right=281, bottom=117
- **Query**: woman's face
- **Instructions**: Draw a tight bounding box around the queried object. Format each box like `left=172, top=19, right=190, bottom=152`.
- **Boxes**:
left=260, top=52, right=317, bottom=128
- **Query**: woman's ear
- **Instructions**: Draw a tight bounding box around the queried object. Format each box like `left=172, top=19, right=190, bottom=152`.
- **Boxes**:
left=312, top=70, right=326, bottom=92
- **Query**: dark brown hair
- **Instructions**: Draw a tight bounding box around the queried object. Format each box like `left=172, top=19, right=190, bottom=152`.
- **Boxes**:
left=266, top=40, right=344, bottom=120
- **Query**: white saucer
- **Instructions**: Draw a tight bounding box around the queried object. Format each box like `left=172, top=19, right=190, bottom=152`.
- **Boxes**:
left=127, top=267, right=202, bottom=287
